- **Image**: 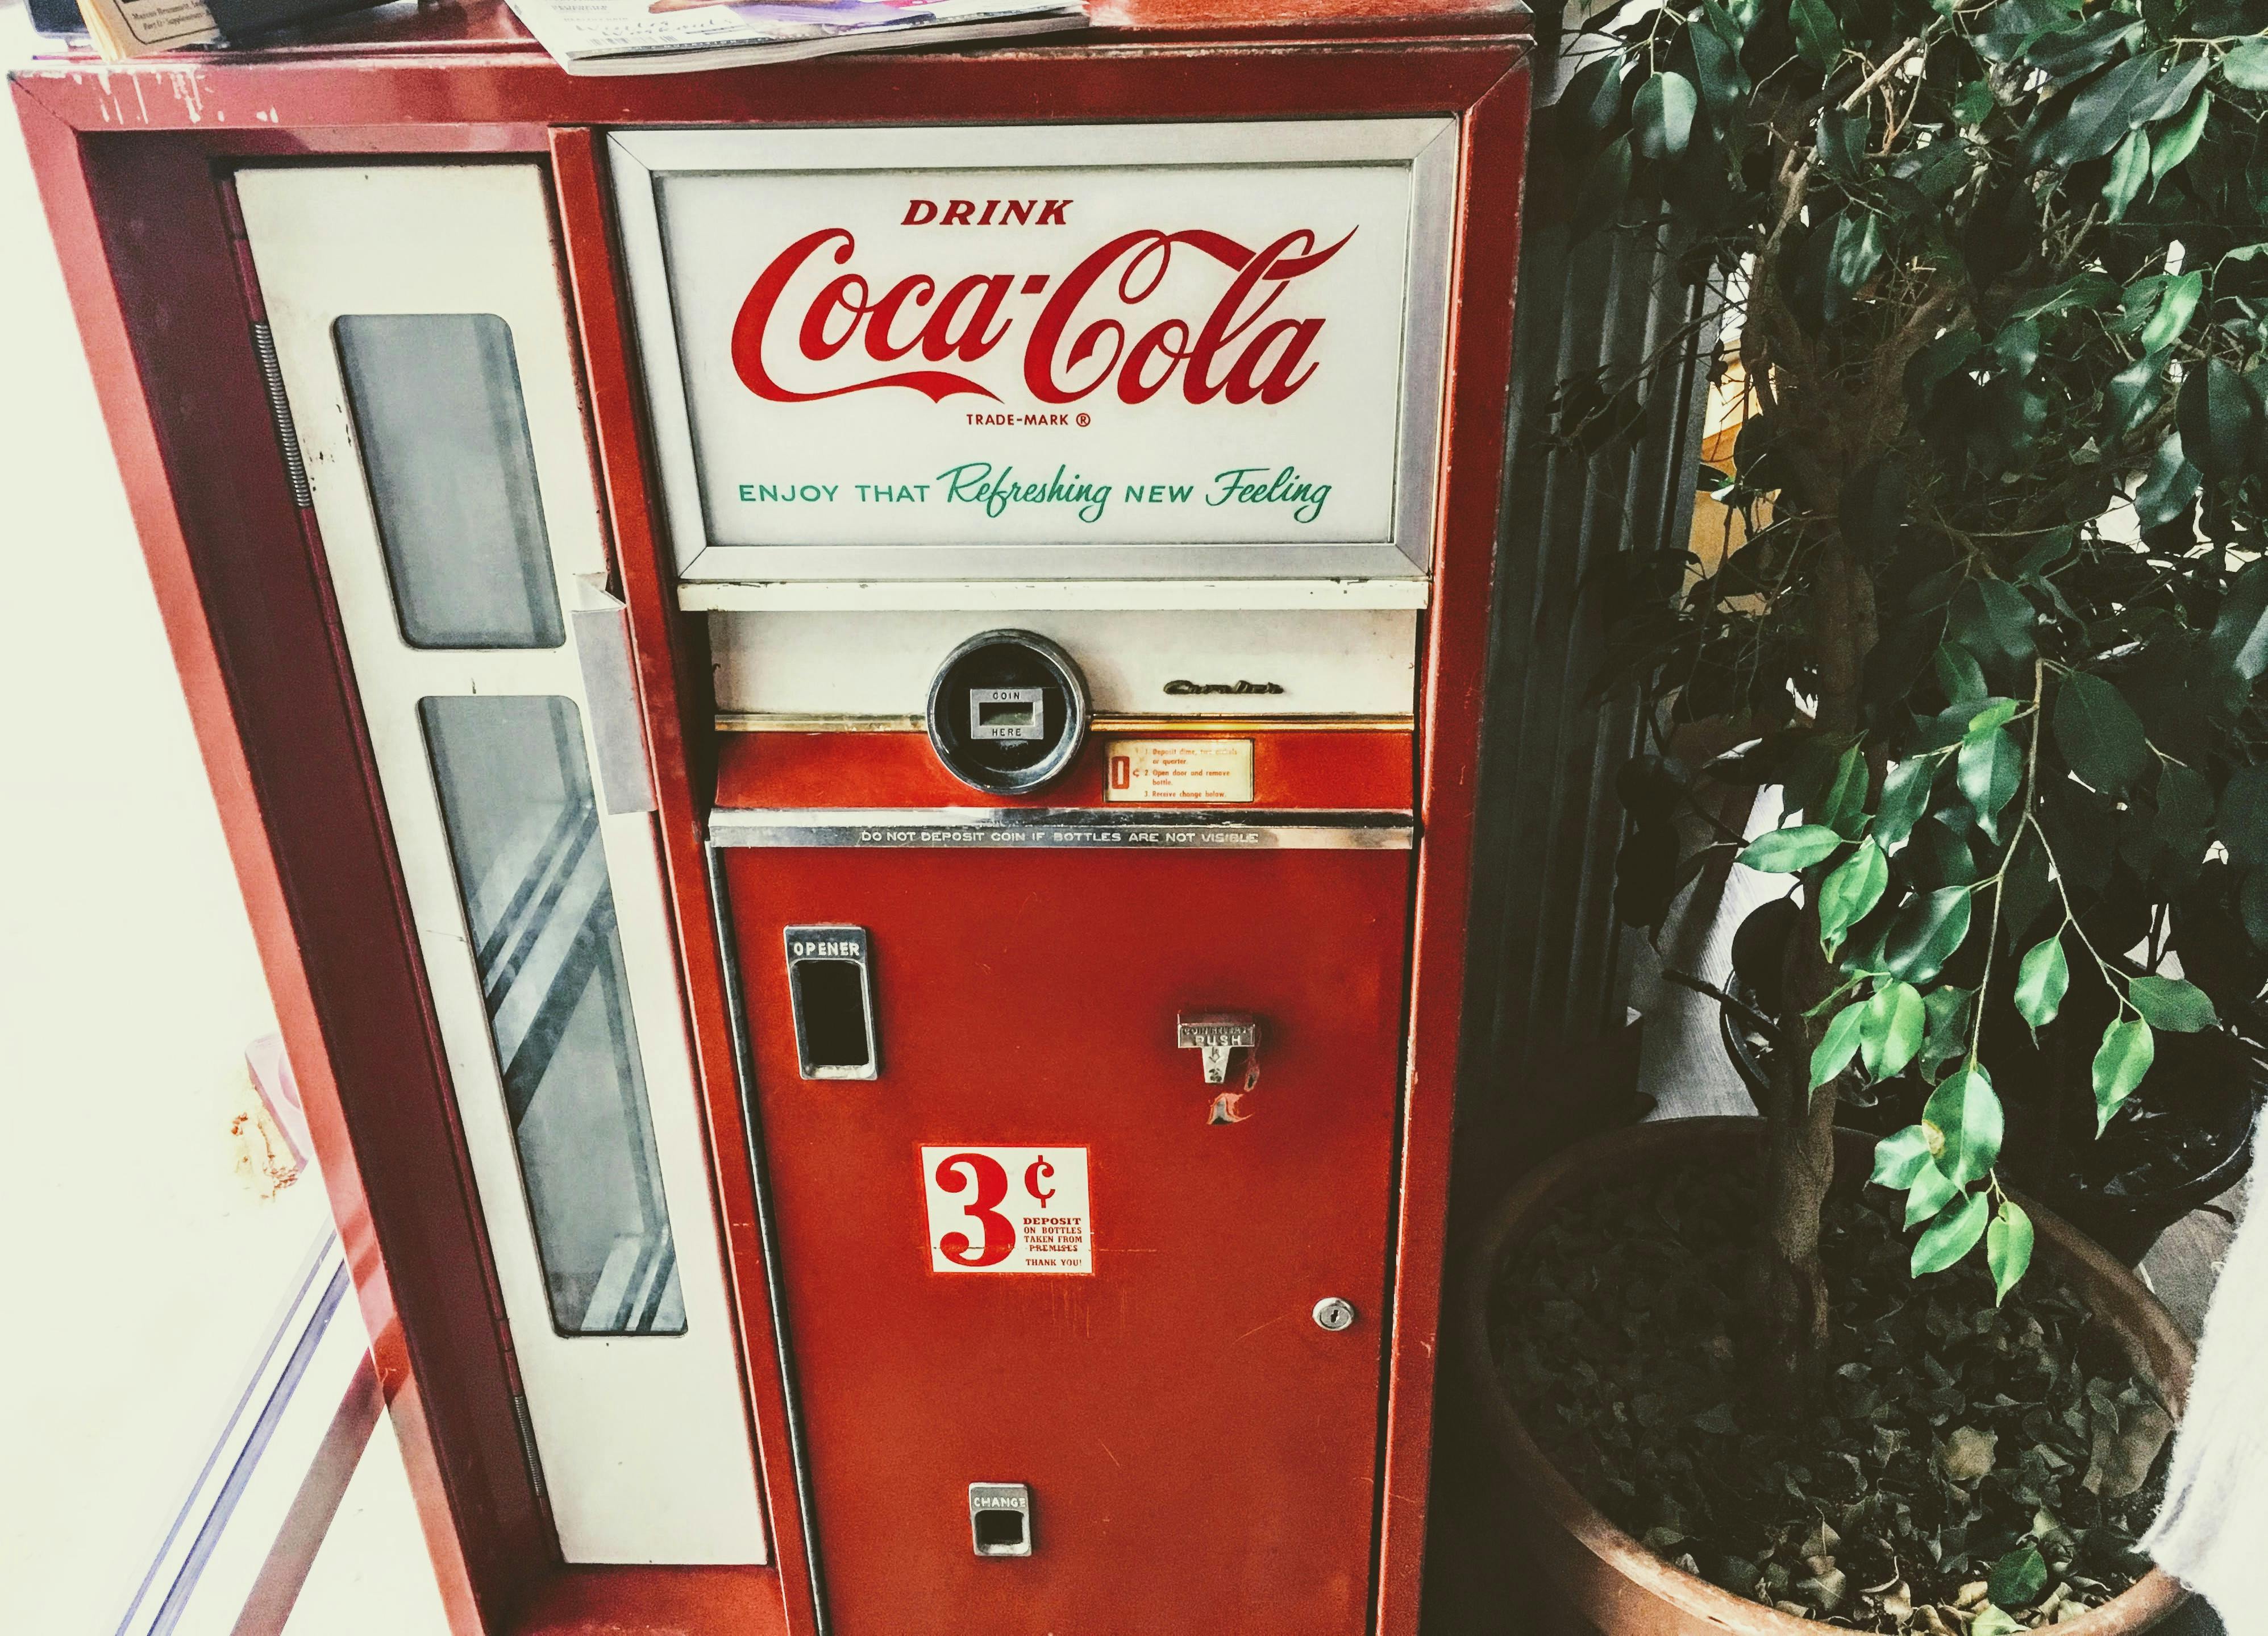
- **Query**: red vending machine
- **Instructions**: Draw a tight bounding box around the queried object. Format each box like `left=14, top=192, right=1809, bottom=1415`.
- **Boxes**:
left=14, top=6, right=1530, bottom=1632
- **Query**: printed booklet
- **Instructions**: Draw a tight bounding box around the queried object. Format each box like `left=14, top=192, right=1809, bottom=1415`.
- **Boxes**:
left=499, top=0, right=1087, bottom=76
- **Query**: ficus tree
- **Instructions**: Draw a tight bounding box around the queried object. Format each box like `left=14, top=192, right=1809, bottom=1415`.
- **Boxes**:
left=1554, top=0, right=2268, bottom=1396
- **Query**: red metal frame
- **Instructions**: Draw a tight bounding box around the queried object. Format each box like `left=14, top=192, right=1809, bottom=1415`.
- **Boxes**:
left=11, top=11, right=1529, bottom=1633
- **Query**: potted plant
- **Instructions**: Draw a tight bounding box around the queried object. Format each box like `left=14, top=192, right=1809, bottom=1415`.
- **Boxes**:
left=1716, top=895, right=2265, bottom=1264
left=1465, top=0, right=2267, bottom=1628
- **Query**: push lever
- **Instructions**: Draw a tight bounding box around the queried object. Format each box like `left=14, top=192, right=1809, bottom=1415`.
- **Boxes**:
left=1176, top=1013, right=1259, bottom=1085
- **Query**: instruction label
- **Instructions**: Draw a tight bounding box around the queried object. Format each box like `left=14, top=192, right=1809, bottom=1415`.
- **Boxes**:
left=1104, top=739, right=1255, bottom=804
left=922, top=1146, right=1092, bottom=1275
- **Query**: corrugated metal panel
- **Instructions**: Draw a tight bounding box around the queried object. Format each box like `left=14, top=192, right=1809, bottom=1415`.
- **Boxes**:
left=1460, top=209, right=1717, bottom=1116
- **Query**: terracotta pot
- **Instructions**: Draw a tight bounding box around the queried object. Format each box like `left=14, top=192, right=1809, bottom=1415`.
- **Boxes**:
left=1459, top=1116, right=2194, bottom=1636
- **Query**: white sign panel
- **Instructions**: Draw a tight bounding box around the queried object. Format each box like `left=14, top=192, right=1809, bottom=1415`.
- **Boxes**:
left=922, top=1145, right=1092, bottom=1274
left=611, top=123, right=1457, bottom=583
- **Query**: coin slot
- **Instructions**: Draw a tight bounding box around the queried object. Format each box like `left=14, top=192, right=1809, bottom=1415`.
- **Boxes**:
left=970, top=686, right=1046, bottom=742
left=926, top=633, right=1090, bottom=793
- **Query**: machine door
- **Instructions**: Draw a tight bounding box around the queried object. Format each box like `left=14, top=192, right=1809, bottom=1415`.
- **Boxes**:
left=236, top=165, right=764, bottom=1564
left=722, top=831, right=1410, bottom=1635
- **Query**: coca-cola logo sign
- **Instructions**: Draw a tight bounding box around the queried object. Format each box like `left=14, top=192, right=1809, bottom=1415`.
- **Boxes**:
left=729, top=218, right=1354, bottom=410
left=640, top=148, right=1429, bottom=553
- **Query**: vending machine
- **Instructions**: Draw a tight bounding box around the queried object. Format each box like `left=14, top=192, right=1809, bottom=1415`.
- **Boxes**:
left=15, top=6, right=1530, bottom=1632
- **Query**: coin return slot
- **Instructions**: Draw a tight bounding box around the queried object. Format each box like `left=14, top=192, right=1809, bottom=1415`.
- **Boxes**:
left=784, top=927, right=878, bottom=1081
left=968, top=1483, right=1033, bottom=1558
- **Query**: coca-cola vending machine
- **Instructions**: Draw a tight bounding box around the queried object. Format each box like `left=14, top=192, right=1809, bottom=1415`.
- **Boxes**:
left=15, top=6, right=1530, bottom=1633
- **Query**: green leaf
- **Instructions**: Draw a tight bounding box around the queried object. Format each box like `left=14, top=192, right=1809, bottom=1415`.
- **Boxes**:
left=1811, top=1002, right=1867, bottom=1089
left=2094, top=1017, right=2156, bottom=1130
left=1989, top=1542, right=2049, bottom=1606
left=1821, top=840, right=1891, bottom=952
left=1912, top=816, right=1982, bottom=887
left=1958, top=728, right=2023, bottom=841
left=1969, top=698, right=2023, bottom=736
left=2054, top=672, right=2152, bottom=795
left=1884, top=886, right=1975, bottom=984
left=1906, top=1157, right=1962, bottom=1228
left=2222, top=38, right=2268, bottom=90
left=1824, top=211, right=1886, bottom=322
left=1875, top=755, right=1940, bottom=850
left=2015, top=936, right=2069, bottom=1027
left=1739, top=824, right=1845, bottom=873
left=2139, top=271, right=2203, bottom=352
left=2212, top=559, right=2268, bottom=682
left=2179, top=358, right=2261, bottom=479
left=1926, top=1063, right=2005, bottom=1186
left=1908, top=329, right=1982, bottom=406
left=1563, top=56, right=1624, bottom=132
left=1987, top=1202, right=2037, bottom=1306
left=2150, top=89, right=2211, bottom=182
left=1859, top=978, right=1926, bottom=1078
left=1873, top=1124, right=1936, bottom=1189
left=1993, top=318, right=2043, bottom=377
left=2103, top=127, right=2150, bottom=221
left=2049, top=49, right=2179, bottom=165
left=1574, top=135, right=1634, bottom=236
left=2103, top=349, right=2171, bottom=442
left=2017, top=9, right=2136, bottom=82
left=2134, top=432, right=2203, bottom=533
left=2223, top=764, right=2268, bottom=869
left=1921, top=985, right=1974, bottom=1075
left=2129, top=974, right=2219, bottom=1032
left=1633, top=72, right=1699, bottom=161
left=1689, top=14, right=1750, bottom=121
left=1791, top=0, right=1842, bottom=70
left=1817, top=106, right=1868, bottom=178
left=2156, top=764, right=2215, bottom=870
left=1956, top=76, right=1996, bottom=123
left=2000, top=827, right=2054, bottom=948
left=1950, top=579, right=2038, bottom=664
left=1913, top=1190, right=1991, bottom=1276
left=1816, top=742, right=1871, bottom=837
left=1701, top=0, right=1749, bottom=44
left=1936, top=643, right=1989, bottom=705
left=2010, top=272, right=2117, bottom=321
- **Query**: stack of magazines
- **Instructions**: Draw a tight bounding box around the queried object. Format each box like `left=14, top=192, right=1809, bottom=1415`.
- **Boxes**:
left=68, top=0, right=1086, bottom=72
left=502, top=0, right=1088, bottom=75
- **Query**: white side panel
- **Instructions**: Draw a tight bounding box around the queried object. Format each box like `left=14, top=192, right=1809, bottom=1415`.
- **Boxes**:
left=710, top=609, right=1418, bottom=719
left=236, top=165, right=764, bottom=1566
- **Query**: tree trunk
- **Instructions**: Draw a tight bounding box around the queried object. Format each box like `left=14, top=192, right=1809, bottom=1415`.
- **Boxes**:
left=1746, top=539, right=1876, bottom=1404
left=1750, top=908, right=1841, bottom=1404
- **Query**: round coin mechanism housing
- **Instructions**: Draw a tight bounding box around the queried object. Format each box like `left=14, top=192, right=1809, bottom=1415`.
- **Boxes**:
left=925, top=629, right=1092, bottom=795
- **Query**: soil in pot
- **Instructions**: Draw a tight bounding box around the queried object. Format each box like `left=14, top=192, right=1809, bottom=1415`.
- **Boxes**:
left=1490, top=1148, right=2174, bottom=1630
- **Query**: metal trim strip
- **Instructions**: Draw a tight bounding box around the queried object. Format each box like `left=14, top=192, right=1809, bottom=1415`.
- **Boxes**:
left=705, top=848, right=831, bottom=1635
left=707, top=807, right=1415, bottom=850
left=712, top=713, right=1417, bottom=734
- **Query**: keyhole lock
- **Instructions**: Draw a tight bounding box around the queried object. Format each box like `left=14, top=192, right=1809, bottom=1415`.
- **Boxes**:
left=1313, top=1297, right=1357, bottom=1332
left=1177, top=1012, right=1259, bottom=1085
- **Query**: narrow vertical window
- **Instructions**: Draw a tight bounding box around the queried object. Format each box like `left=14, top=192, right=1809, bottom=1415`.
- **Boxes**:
left=420, top=695, right=683, bottom=1335
left=336, top=314, right=564, bottom=650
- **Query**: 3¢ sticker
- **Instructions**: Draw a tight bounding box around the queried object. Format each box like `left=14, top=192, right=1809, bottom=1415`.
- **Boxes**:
left=922, top=1146, right=1091, bottom=1275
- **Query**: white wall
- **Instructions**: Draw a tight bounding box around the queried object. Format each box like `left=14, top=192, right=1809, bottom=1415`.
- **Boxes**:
left=0, top=9, right=335, bottom=1629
